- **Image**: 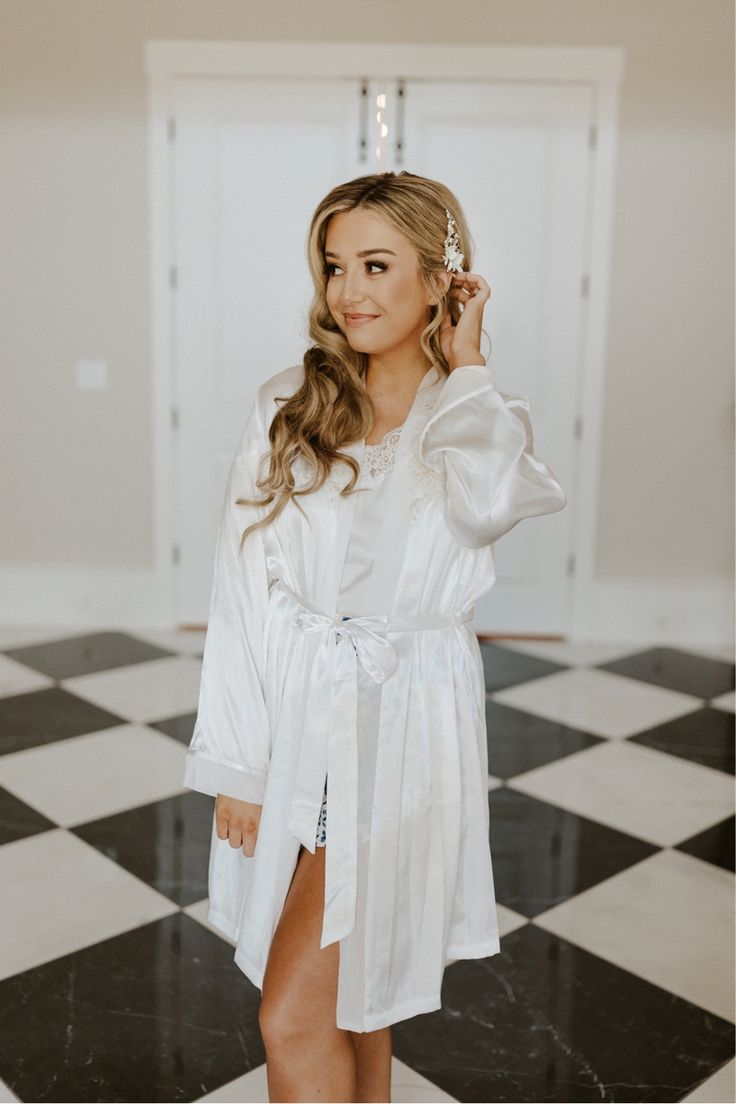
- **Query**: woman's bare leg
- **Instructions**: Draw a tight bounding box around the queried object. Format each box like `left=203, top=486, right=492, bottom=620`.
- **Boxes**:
left=259, top=843, right=357, bottom=1102
left=350, top=1026, right=392, bottom=1102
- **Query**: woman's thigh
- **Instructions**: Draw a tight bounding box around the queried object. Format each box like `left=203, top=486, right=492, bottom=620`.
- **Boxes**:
left=260, top=844, right=340, bottom=1039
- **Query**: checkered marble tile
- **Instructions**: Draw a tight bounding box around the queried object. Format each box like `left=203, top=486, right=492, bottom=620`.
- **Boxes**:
left=0, top=652, right=54, bottom=699
left=0, top=724, right=187, bottom=826
left=0, top=829, right=177, bottom=980
left=492, top=665, right=703, bottom=739
left=508, top=738, right=734, bottom=847
left=534, top=847, right=735, bottom=1022
left=61, top=654, right=203, bottom=724
left=0, top=626, right=732, bottom=1103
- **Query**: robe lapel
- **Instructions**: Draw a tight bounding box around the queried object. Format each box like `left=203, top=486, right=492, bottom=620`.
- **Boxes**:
left=365, top=364, right=442, bottom=615
left=318, top=437, right=365, bottom=613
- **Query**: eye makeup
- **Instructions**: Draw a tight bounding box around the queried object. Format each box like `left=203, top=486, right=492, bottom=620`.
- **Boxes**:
left=323, top=260, right=388, bottom=277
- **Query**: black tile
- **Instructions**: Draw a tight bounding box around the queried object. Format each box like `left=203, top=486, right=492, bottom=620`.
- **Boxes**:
left=596, top=646, right=734, bottom=701
left=0, top=911, right=264, bottom=1103
left=676, top=815, right=735, bottom=874
left=72, top=791, right=214, bottom=906
left=629, top=706, right=735, bottom=774
left=3, top=630, right=175, bottom=680
left=489, top=787, right=658, bottom=916
left=392, top=923, right=735, bottom=1103
left=479, top=642, right=568, bottom=693
left=0, top=785, right=57, bottom=845
left=0, top=686, right=125, bottom=756
left=151, top=711, right=197, bottom=747
left=486, top=699, right=604, bottom=779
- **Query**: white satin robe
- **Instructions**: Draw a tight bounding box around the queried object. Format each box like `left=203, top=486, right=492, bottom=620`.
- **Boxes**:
left=182, top=359, right=567, bottom=1032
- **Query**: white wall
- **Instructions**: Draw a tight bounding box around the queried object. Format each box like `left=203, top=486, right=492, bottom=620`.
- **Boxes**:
left=0, top=1, right=732, bottom=606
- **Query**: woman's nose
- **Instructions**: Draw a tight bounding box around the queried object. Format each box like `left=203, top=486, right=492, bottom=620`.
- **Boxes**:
left=340, top=272, right=367, bottom=306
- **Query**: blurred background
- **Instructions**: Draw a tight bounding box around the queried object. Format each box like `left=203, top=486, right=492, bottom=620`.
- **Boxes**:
left=0, top=0, right=732, bottom=642
left=0, top=3, right=733, bottom=1103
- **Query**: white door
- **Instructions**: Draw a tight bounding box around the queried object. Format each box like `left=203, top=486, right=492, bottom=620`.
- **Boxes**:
left=171, top=77, right=590, bottom=633
left=400, top=80, right=591, bottom=633
left=171, top=77, right=366, bottom=621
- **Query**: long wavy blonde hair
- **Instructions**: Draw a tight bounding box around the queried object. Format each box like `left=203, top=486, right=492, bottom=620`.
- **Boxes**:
left=237, top=170, right=475, bottom=548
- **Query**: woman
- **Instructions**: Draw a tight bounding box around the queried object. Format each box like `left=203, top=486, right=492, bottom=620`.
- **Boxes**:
left=183, top=171, right=566, bottom=1102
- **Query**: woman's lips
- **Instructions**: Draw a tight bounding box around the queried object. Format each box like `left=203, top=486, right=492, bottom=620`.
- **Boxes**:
left=345, top=314, right=379, bottom=326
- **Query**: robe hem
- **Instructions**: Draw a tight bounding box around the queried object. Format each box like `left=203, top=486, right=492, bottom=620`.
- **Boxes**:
left=225, top=933, right=503, bottom=1033
left=445, top=937, right=501, bottom=961
left=205, top=905, right=503, bottom=1031
left=205, top=908, right=240, bottom=944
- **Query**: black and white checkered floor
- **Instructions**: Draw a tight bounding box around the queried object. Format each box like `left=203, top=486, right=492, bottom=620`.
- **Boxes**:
left=0, top=627, right=733, bottom=1103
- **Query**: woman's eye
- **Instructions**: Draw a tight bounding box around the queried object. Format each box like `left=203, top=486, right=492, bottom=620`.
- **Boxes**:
left=322, top=261, right=387, bottom=277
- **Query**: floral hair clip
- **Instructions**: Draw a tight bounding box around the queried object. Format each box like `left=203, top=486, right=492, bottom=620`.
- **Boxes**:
left=442, top=208, right=465, bottom=273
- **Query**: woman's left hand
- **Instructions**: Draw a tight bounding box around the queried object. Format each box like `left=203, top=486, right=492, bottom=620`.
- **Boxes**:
left=439, top=271, right=491, bottom=372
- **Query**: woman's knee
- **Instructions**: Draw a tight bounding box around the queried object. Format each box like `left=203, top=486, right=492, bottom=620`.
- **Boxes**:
left=259, top=983, right=305, bottom=1050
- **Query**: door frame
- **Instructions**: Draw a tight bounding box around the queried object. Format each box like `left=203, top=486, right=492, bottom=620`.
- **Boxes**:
left=145, top=41, right=625, bottom=636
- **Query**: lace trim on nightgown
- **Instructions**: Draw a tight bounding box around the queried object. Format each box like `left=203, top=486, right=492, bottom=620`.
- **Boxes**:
left=362, top=425, right=402, bottom=480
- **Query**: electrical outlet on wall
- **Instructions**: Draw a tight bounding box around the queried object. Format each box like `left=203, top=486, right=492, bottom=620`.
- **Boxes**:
left=75, top=359, right=109, bottom=391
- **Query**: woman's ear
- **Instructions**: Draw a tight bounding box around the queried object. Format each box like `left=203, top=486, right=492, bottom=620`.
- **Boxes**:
left=428, top=269, right=453, bottom=305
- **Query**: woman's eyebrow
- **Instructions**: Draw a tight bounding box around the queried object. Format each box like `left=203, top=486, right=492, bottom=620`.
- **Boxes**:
left=324, top=248, right=397, bottom=258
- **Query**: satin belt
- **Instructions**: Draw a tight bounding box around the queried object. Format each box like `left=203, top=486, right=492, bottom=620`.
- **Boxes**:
left=272, top=577, right=475, bottom=950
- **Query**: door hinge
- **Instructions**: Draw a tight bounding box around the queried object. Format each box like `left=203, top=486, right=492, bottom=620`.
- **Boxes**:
left=172, top=543, right=181, bottom=566
left=395, top=79, right=405, bottom=165
left=358, top=80, right=369, bottom=163
left=170, top=406, right=179, bottom=431
left=169, top=264, right=177, bottom=290
left=589, top=124, right=597, bottom=149
left=168, top=116, right=176, bottom=142
left=567, top=553, right=576, bottom=576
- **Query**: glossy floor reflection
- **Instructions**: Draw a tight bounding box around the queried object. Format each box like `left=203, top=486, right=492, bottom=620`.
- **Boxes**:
left=0, top=628, right=733, bottom=1103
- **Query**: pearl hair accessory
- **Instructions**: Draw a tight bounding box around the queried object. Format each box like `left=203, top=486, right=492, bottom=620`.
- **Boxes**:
left=442, top=208, right=465, bottom=272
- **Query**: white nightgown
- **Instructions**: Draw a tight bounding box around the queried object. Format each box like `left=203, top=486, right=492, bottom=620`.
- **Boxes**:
left=316, top=425, right=404, bottom=847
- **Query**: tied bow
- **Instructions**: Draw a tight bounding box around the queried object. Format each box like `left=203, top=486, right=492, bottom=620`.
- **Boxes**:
left=286, top=603, right=401, bottom=949
left=289, top=609, right=399, bottom=684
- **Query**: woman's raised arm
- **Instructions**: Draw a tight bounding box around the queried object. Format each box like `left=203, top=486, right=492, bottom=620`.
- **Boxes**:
left=418, top=364, right=567, bottom=549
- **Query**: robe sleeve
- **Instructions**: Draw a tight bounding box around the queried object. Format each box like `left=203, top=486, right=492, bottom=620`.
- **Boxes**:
left=417, top=363, right=567, bottom=549
left=182, top=391, right=273, bottom=805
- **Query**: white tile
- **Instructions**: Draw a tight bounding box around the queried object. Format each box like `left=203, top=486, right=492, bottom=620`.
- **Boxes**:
left=0, top=1076, right=19, bottom=1102
left=199, top=1063, right=270, bottom=1102
left=131, top=626, right=207, bottom=657
left=499, top=638, right=650, bottom=668
left=535, top=849, right=735, bottom=1023
left=60, top=654, right=202, bottom=723
left=510, top=739, right=735, bottom=847
left=711, top=690, right=735, bottom=713
left=493, top=667, right=701, bottom=739
left=390, top=1058, right=458, bottom=1103
left=0, top=829, right=177, bottom=980
left=0, top=653, right=54, bottom=698
left=495, top=903, right=529, bottom=939
left=683, top=1057, right=736, bottom=1102
left=199, top=1057, right=458, bottom=1103
left=0, top=724, right=187, bottom=827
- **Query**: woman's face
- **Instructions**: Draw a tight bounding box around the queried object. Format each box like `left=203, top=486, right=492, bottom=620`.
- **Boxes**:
left=323, top=207, right=443, bottom=361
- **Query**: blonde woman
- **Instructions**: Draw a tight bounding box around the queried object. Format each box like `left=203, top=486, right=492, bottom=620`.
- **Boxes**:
left=183, top=171, right=566, bottom=1102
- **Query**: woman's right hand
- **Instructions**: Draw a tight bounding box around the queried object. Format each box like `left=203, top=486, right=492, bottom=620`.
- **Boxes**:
left=215, top=793, right=262, bottom=857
